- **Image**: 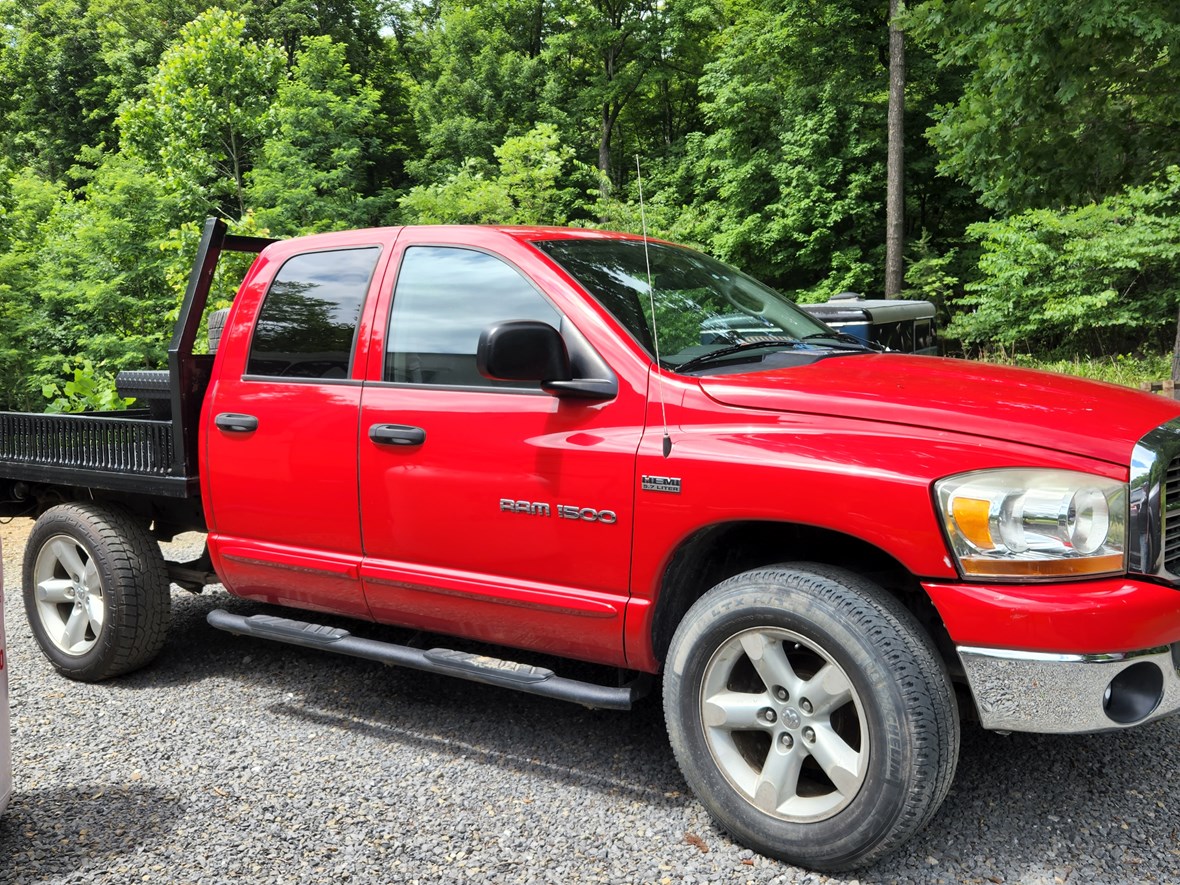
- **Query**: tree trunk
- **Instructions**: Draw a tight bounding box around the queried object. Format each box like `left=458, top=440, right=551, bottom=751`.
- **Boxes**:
left=884, top=0, right=906, bottom=298
left=1171, top=304, right=1180, bottom=381
left=600, top=102, right=616, bottom=198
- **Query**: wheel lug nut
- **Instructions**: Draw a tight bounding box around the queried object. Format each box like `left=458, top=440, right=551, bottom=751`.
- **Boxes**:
left=773, top=686, right=788, bottom=702
left=779, top=733, right=793, bottom=750
left=760, top=708, right=777, bottom=724
left=800, top=698, right=813, bottom=714
left=803, top=726, right=816, bottom=743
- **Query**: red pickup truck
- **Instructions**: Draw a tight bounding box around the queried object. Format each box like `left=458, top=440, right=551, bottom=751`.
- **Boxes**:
left=6, top=218, right=1180, bottom=870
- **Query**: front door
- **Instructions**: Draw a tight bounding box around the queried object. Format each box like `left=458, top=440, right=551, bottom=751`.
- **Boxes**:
left=357, top=236, right=646, bottom=664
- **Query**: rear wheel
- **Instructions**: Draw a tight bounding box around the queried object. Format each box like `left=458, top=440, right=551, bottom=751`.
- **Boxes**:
left=663, top=564, right=959, bottom=871
left=23, top=503, right=171, bottom=681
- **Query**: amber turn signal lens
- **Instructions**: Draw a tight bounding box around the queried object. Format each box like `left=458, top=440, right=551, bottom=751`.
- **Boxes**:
left=960, top=553, right=1125, bottom=578
left=949, top=496, right=992, bottom=551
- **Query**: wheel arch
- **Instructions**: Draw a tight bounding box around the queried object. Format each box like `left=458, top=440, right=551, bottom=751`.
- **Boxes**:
left=647, top=520, right=956, bottom=672
left=0, top=479, right=205, bottom=539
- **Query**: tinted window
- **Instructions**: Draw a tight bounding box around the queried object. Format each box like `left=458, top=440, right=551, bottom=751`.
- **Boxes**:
left=247, top=247, right=380, bottom=379
left=386, top=246, right=560, bottom=387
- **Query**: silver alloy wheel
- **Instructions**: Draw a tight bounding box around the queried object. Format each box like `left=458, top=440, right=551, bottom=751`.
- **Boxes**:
left=32, top=534, right=105, bottom=656
left=700, top=627, right=869, bottom=822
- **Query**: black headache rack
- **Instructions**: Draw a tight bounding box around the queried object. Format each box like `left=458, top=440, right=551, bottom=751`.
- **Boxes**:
left=0, top=219, right=277, bottom=498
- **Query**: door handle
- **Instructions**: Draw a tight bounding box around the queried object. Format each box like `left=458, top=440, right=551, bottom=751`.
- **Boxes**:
left=369, top=424, right=426, bottom=446
left=215, top=413, right=259, bottom=433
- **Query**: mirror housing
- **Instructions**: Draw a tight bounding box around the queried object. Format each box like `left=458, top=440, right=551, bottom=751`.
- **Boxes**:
left=477, top=321, right=617, bottom=399
left=477, top=321, right=572, bottom=383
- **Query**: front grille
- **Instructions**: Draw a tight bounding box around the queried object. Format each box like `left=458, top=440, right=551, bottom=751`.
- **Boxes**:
left=1164, top=457, right=1180, bottom=574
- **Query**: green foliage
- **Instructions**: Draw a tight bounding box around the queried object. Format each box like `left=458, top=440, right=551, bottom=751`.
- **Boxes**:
left=0, top=0, right=110, bottom=178
left=33, top=152, right=180, bottom=382
left=908, top=0, right=1180, bottom=213
left=42, top=358, right=134, bottom=413
left=404, top=0, right=548, bottom=181
left=249, top=36, right=394, bottom=234
left=400, top=124, right=593, bottom=224
left=672, top=0, right=903, bottom=299
left=0, top=0, right=1176, bottom=412
left=902, top=230, right=960, bottom=325
left=0, top=167, right=71, bottom=409
left=992, top=353, right=1173, bottom=390
left=949, top=168, right=1180, bottom=357
left=118, top=8, right=286, bottom=219
left=542, top=0, right=669, bottom=186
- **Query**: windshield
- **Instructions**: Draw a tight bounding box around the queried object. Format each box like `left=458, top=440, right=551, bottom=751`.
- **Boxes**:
left=533, top=237, right=858, bottom=373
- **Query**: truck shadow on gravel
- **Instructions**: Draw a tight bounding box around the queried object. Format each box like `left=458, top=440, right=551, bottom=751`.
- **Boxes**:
left=102, top=588, right=1180, bottom=881
left=134, top=589, right=688, bottom=807
left=0, top=785, right=181, bottom=882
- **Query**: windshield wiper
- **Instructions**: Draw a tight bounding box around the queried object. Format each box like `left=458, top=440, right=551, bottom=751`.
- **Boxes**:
left=799, top=331, right=878, bottom=351
left=674, top=339, right=803, bottom=373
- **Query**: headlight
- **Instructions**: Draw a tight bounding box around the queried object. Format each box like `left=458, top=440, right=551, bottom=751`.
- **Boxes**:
left=935, top=469, right=1127, bottom=580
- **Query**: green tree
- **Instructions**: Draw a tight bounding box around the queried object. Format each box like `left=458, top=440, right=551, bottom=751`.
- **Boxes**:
left=0, top=0, right=109, bottom=179
left=33, top=153, right=177, bottom=381
left=117, top=8, right=286, bottom=219
left=676, top=0, right=889, bottom=298
left=88, top=0, right=208, bottom=114
left=908, top=0, right=1180, bottom=213
left=403, top=0, right=548, bottom=182
left=543, top=0, right=669, bottom=191
left=249, top=36, right=394, bottom=234
left=401, top=123, right=593, bottom=224
left=0, top=167, right=70, bottom=409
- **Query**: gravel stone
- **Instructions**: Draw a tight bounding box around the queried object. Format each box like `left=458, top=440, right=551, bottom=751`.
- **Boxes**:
left=3, top=518, right=1180, bottom=883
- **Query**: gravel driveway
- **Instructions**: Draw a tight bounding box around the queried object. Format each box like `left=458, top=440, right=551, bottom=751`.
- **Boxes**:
left=2, top=516, right=1179, bottom=885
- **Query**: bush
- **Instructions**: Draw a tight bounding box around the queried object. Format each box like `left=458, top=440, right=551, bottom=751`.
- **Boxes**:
left=949, top=167, right=1180, bottom=358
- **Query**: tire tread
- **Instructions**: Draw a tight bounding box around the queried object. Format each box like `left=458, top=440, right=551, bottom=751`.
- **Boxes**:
left=663, top=563, right=960, bottom=871
left=23, top=502, right=172, bottom=681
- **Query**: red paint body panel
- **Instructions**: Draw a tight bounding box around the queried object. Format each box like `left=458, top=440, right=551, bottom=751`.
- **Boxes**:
left=200, top=228, right=399, bottom=619
left=924, top=577, right=1180, bottom=654
left=698, top=355, right=1180, bottom=467
left=352, top=227, right=649, bottom=664
left=196, top=224, right=1180, bottom=676
left=620, top=375, right=1144, bottom=671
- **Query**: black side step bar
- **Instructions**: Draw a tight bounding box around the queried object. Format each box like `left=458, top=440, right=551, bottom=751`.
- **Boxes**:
left=207, top=609, right=650, bottom=710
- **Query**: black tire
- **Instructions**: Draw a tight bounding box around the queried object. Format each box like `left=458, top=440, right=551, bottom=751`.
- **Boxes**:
left=207, top=307, right=229, bottom=354
left=663, top=564, right=959, bottom=871
left=22, top=503, right=171, bottom=681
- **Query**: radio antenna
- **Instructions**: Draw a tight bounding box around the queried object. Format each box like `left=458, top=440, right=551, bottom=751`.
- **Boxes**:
left=636, top=156, right=672, bottom=458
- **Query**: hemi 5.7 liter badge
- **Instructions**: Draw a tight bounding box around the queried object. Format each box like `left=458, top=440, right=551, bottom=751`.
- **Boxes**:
left=642, top=475, right=682, bottom=494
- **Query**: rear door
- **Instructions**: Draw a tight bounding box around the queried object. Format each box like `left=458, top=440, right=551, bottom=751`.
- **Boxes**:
left=357, top=231, right=648, bottom=665
left=202, top=232, right=393, bottom=617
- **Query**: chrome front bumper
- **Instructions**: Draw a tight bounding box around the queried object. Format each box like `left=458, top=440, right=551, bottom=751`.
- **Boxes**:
left=959, top=644, right=1180, bottom=734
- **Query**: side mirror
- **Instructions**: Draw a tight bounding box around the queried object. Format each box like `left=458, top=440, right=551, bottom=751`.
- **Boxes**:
left=477, top=321, right=572, bottom=384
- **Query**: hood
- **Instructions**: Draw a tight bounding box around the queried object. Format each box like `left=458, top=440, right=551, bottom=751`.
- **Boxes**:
left=696, top=354, right=1180, bottom=466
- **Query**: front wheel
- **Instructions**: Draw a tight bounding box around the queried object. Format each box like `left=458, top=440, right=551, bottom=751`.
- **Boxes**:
left=663, top=564, right=959, bottom=871
left=23, top=503, right=171, bottom=681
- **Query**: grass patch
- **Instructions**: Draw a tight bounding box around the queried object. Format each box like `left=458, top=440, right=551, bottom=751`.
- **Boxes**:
left=982, top=353, right=1172, bottom=388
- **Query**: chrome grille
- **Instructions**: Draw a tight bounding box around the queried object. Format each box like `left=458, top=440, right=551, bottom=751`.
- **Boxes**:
left=1165, top=457, right=1180, bottom=574
left=1129, top=418, right=1180, bottom=579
